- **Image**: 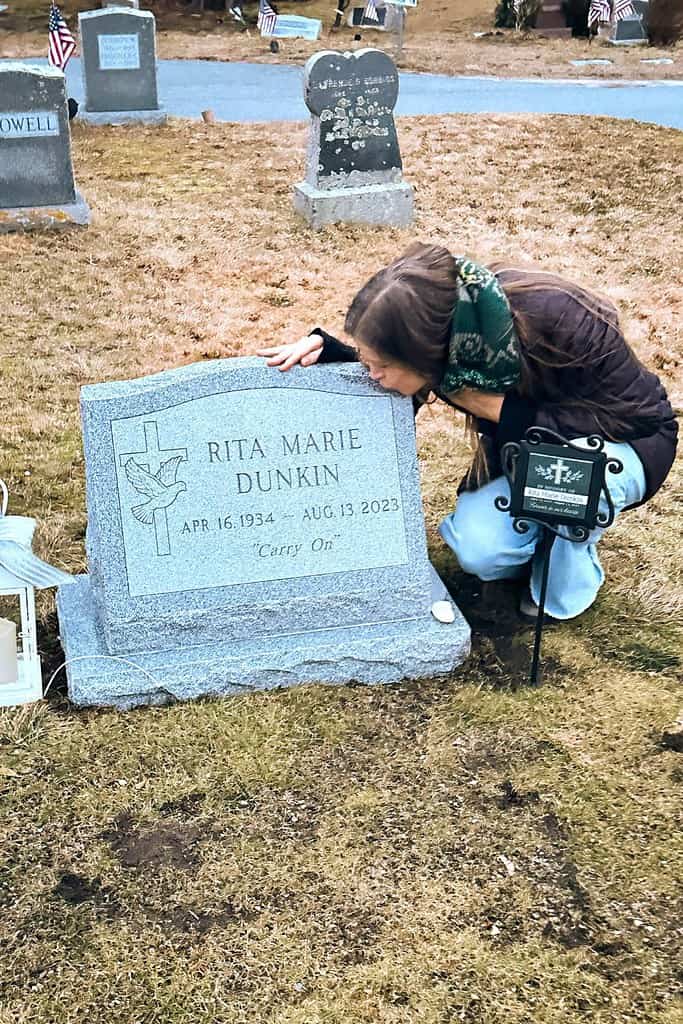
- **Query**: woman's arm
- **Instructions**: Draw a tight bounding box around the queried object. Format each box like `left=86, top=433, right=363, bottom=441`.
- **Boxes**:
left=257, top=328, right=357, bottom=371
left=309, top=327, right=358, bottom=364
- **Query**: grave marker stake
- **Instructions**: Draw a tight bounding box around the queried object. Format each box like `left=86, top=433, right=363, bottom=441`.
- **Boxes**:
left=529, top=527, right=555, bottom=687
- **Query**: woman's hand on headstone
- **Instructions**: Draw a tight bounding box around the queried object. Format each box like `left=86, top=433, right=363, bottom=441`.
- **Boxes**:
left=257, top=335, right=323, bottom=371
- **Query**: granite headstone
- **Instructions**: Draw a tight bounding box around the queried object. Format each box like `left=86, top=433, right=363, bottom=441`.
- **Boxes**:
left=609, top=5, right=647, bottom=44
left=103, top=0, right=140, bottom=7
left=78, top=8, right=166, bottom=124
left=293, top=49, right=414, bottom=229
left=57, top=357, right=469, bottom=708
left=0, top=63, right=90, bottom=233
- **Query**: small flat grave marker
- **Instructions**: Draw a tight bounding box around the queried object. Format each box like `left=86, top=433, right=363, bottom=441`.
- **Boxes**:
left=293, top=48, right=414, bottom=229
left=57, top=357, right=469, bottom=708
left=78, top=8, right=166, bottom=124
left=0, top=63, right=90, bottom=233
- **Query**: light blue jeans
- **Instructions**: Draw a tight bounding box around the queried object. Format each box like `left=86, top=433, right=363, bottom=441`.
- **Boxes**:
left=438, top=440, right=647, bottom=620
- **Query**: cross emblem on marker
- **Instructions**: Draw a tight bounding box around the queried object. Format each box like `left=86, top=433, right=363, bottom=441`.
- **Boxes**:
left=548, top=458, right=571, bottom=485
left=119, top=421, right=188, bottom=557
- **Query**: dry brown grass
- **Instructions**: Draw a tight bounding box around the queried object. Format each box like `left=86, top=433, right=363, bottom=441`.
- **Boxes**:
left=1, top=0, right=682, bottom=77
left=0, top=112, right=681, bottom=1023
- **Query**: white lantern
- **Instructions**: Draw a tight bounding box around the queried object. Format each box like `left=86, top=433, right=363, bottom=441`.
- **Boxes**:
left=0, top=479, right=73, bottom=708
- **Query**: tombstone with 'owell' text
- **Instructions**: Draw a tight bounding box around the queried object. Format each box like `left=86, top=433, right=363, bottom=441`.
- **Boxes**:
left=0, top=63, right=90, bottom=233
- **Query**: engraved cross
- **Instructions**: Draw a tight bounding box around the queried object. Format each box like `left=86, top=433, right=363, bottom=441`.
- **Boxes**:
left=119, top=421, right=188, bottom=557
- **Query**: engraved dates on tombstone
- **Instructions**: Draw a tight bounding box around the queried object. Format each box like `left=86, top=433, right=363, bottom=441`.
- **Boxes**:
left=97, top=33, right=141, bottom=70
left=109, top=386, right=409, bottom=598
left=304, top=50, right=401, bottom=181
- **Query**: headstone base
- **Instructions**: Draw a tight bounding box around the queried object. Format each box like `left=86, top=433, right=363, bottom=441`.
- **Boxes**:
left=78, top=108, right=167, bottom=126
left=0, top=191, right=91, bottom=234
left=293, top=180, right=414, bottom=229
left=606, top=36, right=647, bottom=45
left=57, top=572, right=470, bottom=709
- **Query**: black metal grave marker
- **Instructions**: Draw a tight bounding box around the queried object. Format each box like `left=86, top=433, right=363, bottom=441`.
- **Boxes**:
left=495, top=427, right=623, bottom=686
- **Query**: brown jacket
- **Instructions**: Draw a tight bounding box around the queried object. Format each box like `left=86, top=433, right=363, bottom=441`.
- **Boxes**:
left=492, top=269, right=677, bottom=503
left=314, top=272, right=678, bottom=504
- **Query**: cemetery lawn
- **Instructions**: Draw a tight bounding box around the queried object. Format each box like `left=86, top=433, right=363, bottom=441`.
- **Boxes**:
left=2, top=0, right=683, bottom=79
left=1, top=112, right=682, bottom=1023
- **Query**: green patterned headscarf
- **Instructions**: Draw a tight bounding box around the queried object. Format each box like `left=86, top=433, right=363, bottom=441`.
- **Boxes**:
left=439, top=257, right=521, bottom=394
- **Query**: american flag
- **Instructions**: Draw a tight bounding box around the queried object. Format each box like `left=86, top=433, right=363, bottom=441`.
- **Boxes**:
left=612, top=0, right=636, bottom=19
left=363, top=0, right=380, bottom=22
left=588, top=0, right=611, bottom=26
left=48, top=0, right=76, bottom=70
left=257, top=0, right=278, bottom=35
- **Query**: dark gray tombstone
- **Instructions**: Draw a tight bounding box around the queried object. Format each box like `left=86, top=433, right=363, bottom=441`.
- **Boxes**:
left=609, top=2, right=648, bottom=44
left=0, top=63, right=90, bottom=233
left=293, top=49, right=413, bottom=229
left=78, top=8, right=166, bottom=124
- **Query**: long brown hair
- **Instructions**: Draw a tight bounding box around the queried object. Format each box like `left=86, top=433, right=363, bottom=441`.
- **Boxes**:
left=345, top=243, right=662, bottom=440
left=344, top=242, right=457, bottom=386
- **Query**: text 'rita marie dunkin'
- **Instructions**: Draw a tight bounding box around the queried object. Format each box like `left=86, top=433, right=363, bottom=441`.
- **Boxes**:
left=206, top=427, right=362, bottom=494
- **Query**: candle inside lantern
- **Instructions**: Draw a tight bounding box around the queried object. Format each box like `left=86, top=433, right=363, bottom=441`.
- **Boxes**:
left=0, top=618, right=18, bottom=684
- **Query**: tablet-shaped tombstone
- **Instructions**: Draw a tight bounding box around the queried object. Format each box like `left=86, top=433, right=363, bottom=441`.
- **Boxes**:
left=78, top=8, right=166, bottom=125
left=293, top=49, right=414, bottom=229
left=57, top=356, right=470, bottom=708
left=0, top=63, right=90, bottom=233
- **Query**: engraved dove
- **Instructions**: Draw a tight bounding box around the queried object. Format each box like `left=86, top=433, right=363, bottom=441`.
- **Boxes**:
left=124, top=456, right=187, bottom=525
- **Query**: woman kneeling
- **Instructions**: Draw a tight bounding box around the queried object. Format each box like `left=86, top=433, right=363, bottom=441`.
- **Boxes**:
left=259, top=243, right=677, bottom=620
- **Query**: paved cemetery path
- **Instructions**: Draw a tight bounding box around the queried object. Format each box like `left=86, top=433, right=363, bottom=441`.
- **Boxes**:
left=7, top=58, right=683, bottom=131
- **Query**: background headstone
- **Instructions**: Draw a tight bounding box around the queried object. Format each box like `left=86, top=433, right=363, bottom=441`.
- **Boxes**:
left=293, top=49, right=414, bottom=229
left=609, top=3, right=648, bottom=44
left=534, top=0, right=571, bottom=37
left=103, top=0, right=140, bottom=7
left=267, top=14, right=322, bottom=40
left=78, top=8, right=166, bottom=124
left=0, top=63, right=90, bottom=233
left=57, top=357, right=469, bottom=708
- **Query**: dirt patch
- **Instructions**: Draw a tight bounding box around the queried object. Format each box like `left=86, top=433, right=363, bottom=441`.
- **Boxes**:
left=52, top=873, right=122, bottom=921
left=496, top=780, right=541, bottom=810
left=147, top=900, right=258, bottom=935
left=158, top=790, right=206, bottom=818
left=103, top=813, right=205, bottom=869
